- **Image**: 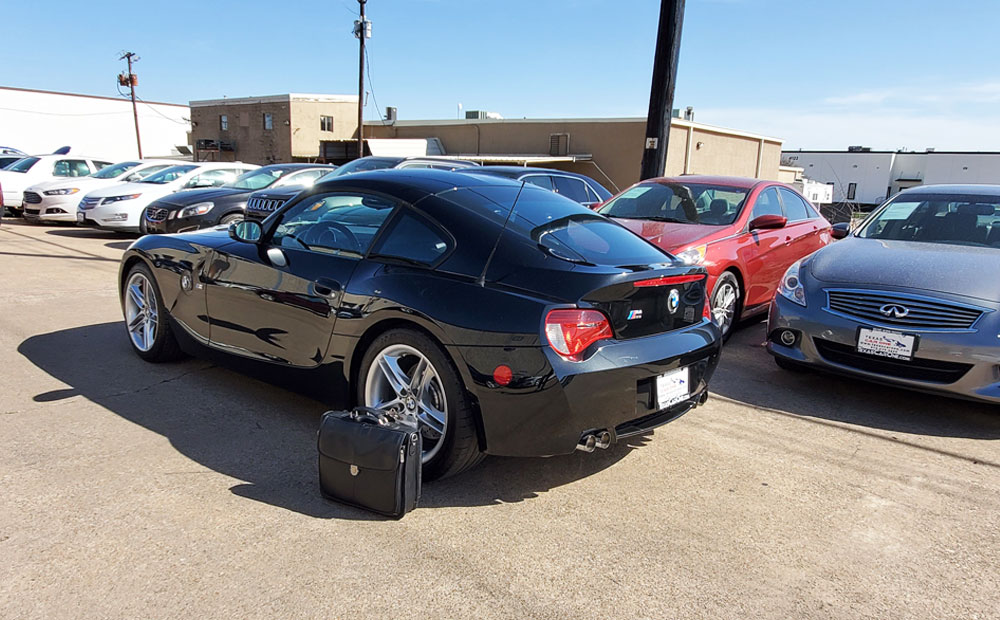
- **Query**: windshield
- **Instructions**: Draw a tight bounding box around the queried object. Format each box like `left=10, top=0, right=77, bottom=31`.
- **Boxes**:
left=320, top=157, right=399, bottom=180
left=140, top=165, right=198, bottom=184
left=857, top=193, right=1000, bottom=248
left=92, top=161, right=140, bottom=179
left=598, top=181, right=749, bottom=226
left=227, top=168, right=287, bottom=191
left=7, top=157, right=40, bottom=173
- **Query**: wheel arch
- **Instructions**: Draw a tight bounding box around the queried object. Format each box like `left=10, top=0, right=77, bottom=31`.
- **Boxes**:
left=348, top=316, right=488, bottom=451
left=118, top=252, right=154, bottom=307
left=714, top=264, right=746, bottom=318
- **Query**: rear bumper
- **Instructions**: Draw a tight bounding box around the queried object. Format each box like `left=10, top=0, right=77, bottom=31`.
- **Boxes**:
left=454, top=319, right=722, bottom=457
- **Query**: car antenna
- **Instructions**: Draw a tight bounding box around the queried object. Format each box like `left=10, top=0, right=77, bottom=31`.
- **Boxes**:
left=477, top=181, right=526, bottom=288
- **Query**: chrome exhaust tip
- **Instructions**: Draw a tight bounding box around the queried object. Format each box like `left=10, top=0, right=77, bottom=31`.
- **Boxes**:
left=698, top=391, right=709, bottom=405
left=576, top=434, right=597, bottom=453
left=595, top=430, right=612, bottom=450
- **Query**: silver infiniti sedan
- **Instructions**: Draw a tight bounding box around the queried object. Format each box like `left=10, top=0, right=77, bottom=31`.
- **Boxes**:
left=768, top=184, right=1000, bottom=403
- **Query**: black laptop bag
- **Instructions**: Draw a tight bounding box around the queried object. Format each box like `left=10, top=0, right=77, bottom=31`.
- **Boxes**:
left=317, top=407, right=422, bottom=518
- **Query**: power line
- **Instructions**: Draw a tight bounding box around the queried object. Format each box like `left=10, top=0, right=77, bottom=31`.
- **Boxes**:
left=364, top=45, right=387, bottom=126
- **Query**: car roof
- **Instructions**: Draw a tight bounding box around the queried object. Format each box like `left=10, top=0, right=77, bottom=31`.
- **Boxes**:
left=899, top=183, right=1000, bottom=196
left=471, top=166, right=586, bottom=177
left=647, top=175, right=771, bottom=190
left=256, top=163, right=336, bottom=172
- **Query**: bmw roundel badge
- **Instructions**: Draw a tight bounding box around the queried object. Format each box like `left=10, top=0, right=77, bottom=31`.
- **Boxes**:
left=668, top=289, right=681, bottom=314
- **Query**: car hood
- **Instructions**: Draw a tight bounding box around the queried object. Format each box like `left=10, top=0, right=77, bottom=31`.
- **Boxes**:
left=86, top=181, right=174, bottom=199
left=155, top=187, right=249, bottom=208
left=27, top=177, right=108, bottom=192
left=808, top=236, right=1000, bottom=303
left=611, top=217, right=725, bottom=252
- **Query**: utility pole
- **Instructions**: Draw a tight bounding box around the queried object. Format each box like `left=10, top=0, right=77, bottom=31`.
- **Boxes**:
left=354, top=1, right=371, bottom=159
left=118, top=51, right=143, bottom=159
left=639, top=0, right=685, bottom=181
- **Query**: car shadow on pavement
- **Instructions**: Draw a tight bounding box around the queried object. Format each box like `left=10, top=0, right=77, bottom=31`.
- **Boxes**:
left=19, top=322, right=640, bottom=520
left=712, top=323, right=1000, bottom=440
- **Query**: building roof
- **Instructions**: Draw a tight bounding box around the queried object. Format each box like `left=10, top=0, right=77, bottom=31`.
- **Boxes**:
left=0, top=85, right=186, bottom=108
left=368, top=117, right=783, bottom=144
left=190, top=93, right=358, bottom=107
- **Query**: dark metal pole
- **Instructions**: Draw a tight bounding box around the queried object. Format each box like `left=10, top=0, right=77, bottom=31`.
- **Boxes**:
left=122, top=52, right=143, bottom=158
left=639, top=0, right=685, bottom=181
left=357, top=0, right=367, bottom=159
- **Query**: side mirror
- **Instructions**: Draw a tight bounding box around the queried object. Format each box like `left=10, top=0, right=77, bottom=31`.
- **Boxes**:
left=831, top=222, right=850, bottom=239
left=749, top=214, right=787, bottom=231
left=229, top=219, right=262, bottom=243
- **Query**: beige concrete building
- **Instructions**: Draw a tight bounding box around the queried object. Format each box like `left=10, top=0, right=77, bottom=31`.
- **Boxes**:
left=367, top=117, right=784, bottom=192
left=189, top=94, right=358, bottom=164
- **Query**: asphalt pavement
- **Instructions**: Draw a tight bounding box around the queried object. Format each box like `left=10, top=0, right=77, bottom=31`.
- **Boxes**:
left=2, top=220, right=998, bottom=619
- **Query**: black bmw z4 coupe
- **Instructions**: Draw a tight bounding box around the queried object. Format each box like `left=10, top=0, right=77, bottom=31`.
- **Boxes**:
left=118, top=169, right=722, bottom=478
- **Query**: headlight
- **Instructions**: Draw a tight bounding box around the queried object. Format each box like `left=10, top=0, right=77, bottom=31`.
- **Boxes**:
left=778, top=260, right=807, bottom=306
left=103, top=193, right=142, bottom=203
left=177, top=201, right=214, bottom=218
left=43, top=188, right=79, bottom=196
left=675, top=244, right=707, bottom=265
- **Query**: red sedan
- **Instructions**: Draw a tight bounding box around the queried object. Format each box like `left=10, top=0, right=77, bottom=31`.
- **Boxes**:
left=597, top=175, right=833, bottom=339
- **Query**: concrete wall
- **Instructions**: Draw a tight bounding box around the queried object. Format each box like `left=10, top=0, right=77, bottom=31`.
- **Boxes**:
left=0, top=86, right=190, bottom=161
left=368, top=118, right=783, bottom=193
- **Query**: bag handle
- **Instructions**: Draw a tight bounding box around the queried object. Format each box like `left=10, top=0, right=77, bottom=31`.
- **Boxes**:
left=350, top=406, right=389, bottom=426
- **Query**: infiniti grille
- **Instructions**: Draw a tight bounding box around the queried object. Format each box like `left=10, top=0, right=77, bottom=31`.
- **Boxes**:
left=826, top=289, right=984, bottom=330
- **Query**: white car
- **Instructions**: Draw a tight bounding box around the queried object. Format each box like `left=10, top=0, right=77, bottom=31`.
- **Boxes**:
left=23, top=159, right=177, bottom=223
left=0, top=154, right=112, bottom=214
left=79, top=162, right=258, bottom=232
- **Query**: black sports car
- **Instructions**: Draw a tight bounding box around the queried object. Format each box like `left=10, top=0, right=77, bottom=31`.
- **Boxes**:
left=143, top=164, right=335, bottom=234
left=118, top=169, right=722, bottom=478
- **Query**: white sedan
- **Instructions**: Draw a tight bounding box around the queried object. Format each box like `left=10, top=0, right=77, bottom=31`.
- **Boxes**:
left=0, top=154, right=112, bottom=214
left=79, top=162, right=258, bottom=232
left=23, top=159, right=176, bottom=223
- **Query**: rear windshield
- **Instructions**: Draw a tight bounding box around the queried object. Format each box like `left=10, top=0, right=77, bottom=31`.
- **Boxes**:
left=533, top=214, right=670, bottom=266
left=92, top=161, right=140, bottom=179
left=858, top=193, right=1000, bottom=248
left=322, top=157, right=400, bottom=179
left=6, top=157, right=39, bottom=173
left=599, top=181, right=750, bottom=226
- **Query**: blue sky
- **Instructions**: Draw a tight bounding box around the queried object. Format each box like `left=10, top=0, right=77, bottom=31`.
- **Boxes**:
left=4, top=0, right=1000, bottom=150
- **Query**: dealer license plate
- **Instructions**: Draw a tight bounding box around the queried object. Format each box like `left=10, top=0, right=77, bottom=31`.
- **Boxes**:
left=656, top=366, right=690, bottom=410
left=856, top=327, right=916, bottom=361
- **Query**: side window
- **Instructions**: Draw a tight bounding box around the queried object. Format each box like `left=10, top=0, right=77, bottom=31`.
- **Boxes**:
left=372, top=210, right=451, bottom=266
left=751, top=187, right=783, bottom=219
left=552, top=176, right=589, bottom=203
left=523, top=175, right=553, bottom=190
left=778, top=188, right=810, bottom=221
left=53, top=160, right=91, bottom=177
left=272, top=193, right=395, bottom=256
left=279, top=169, right=326, bottom=187
left=93, top=160, right=112, bottom=170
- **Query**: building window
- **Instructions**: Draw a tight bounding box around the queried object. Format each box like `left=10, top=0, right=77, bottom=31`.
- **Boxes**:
left=320, top=115, right=333, bottom=132
left=847, top=182, right=857, bottom=200
left=263, top=113, right=273, bottom=130
left=220, top=115, right=228, bottom=131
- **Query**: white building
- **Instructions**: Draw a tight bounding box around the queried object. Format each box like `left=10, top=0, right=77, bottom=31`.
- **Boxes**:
left=0, top=86, right=191, bottom=161
left=782, top=149, right=1000, bottom=207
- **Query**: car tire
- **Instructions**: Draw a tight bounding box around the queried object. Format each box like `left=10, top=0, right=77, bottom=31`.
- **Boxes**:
left=774, top=356, right=807, bottom=372
left=358, top=328, right=484, bottom=480
left=711, top=271, right=742, bottom=342
left=122, top=263, right=185, bottom=363
left=220, top=212, right=244, bottom=226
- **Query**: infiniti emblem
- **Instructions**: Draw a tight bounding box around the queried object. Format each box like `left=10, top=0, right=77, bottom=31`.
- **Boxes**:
left=880, top=303, right=910, bottom=318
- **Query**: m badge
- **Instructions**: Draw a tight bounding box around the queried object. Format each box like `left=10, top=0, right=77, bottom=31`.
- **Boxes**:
left=627, top=309, right=643, bottom=321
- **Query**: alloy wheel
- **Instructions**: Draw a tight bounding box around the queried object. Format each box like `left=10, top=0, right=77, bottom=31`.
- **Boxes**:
left=364, top=344, right=448, bottom=463
left=712, top=280, right=738, bottom=336
left=124, top=272, right=158, bottom=352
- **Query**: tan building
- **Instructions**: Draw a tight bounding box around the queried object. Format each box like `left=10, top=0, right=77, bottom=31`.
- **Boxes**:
left=189, top=93, right=358, bottom=164
left=367, top=117, right=784, bottom=193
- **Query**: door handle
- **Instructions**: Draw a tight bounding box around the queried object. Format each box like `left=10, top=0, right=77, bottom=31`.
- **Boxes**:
left=314, top=278, right=342, bottom=298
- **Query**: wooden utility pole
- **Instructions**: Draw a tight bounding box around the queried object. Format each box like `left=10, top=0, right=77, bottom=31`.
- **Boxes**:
left=639, top=0, right=685, bottom=180
left=356, top=0, right=369, bottom=159
left=119, top=51, right=143, bottom=159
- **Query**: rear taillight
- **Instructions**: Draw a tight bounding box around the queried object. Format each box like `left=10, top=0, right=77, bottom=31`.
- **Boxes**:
left=633, top=274, right=705, bottom=287
left=545, top=309, right=613, bottom=361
